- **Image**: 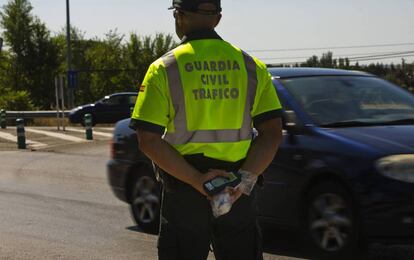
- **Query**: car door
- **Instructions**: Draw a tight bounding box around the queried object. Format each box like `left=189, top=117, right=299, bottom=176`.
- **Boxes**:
left=95, top=95, right=126, bottom=123
left=257, top=110, right=307, bottom=225
left=257, top=86, right=312, bottom=228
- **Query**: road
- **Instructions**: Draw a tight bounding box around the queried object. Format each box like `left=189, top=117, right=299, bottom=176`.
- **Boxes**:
left=0, top=140, right=304, bottom=260
left=0, top=141, right=159, bottom=259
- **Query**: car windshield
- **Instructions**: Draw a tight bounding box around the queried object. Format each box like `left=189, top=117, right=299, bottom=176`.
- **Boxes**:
left=281, top=76, right=414, bottom=127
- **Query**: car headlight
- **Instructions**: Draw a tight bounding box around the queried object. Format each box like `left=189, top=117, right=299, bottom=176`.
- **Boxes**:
left=376, top=154, right=414, bottom=183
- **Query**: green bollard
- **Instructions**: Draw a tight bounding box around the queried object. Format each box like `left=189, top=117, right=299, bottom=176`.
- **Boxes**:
left=0, top=109, right=6, bottom=129
left=16, top=118, right=26, bottom=149
left=84, top=113, right=93, bottom=140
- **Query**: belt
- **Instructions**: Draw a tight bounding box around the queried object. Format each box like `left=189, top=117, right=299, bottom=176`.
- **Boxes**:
left=160, top=154, right=245, bottom=192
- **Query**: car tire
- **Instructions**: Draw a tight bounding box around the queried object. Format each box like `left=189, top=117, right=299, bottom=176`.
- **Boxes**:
left=130, top=170, right=161, bottom=234
left=303, top=181, right=363, bottom=259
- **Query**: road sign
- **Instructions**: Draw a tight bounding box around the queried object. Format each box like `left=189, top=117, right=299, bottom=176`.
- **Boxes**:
left=68, top=70, right=78, bottom=89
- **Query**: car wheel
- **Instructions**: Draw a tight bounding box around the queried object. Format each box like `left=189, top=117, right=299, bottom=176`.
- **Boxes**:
left=304, top=181, right=362, bottom=259
left=130, top=172, right=161, bottom=234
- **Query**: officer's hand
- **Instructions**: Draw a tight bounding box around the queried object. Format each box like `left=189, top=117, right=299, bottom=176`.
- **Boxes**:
left=196, top=169, right=230, bottom=198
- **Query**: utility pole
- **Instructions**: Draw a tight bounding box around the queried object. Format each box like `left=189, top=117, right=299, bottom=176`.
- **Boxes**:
left=66, top=0, right=74, bottom=108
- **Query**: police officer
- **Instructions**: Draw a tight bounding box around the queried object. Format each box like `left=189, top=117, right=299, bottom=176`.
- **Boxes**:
left=130, top=0, right=283, bottom=259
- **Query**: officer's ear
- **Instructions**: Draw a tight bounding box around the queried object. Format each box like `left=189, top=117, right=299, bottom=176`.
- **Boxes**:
left=174, top=9, right=185, bottom=24
left=214, top=14, right=222, bottom=27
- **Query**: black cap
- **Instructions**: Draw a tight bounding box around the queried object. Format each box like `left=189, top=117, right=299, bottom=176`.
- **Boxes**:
left=168, top=0, right=222, bottom=14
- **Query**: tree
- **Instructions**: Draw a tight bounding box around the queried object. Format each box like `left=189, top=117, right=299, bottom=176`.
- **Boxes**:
left=51, top=28, right=177, bottom=105
left=27, top=18, right=59, bottom=107
left=0, top=50, right=34, bottom=110
left=0, top=0, right=33, bottom=92
left=302, top=55, right=319, bottom=67
left=0, top=0, right=59, bottom=109
left=60, top=30, right=177, bottom=105
left=320, top=52, right=334, bottom=68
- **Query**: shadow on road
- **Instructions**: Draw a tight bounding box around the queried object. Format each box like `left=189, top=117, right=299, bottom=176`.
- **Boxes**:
left=126, top=225, right=158, bottom=235
left=126, top=226, right=141, bottom=232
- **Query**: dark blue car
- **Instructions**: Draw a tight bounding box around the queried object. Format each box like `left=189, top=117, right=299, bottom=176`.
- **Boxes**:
left=107, top=68, right=414, bottom=258
left=68, top=92, right=137, bottom=125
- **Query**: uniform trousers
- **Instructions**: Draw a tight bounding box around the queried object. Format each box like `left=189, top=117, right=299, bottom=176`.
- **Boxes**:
left=157, top=155, right=263, bottom=260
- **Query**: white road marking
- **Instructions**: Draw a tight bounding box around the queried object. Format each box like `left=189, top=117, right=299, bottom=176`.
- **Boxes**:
left=0, top=131, right=47, bottom=148
left=27, top=140, right=48, bottom=148
left=97, top=127, right=115, bottom=131
left=25, top=128, right=85, bottom=143
left=65, top=127, right=112, bottom=138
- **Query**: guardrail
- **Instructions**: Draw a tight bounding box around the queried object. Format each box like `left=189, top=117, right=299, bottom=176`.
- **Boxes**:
left=5, top=111, right=70, bottom=119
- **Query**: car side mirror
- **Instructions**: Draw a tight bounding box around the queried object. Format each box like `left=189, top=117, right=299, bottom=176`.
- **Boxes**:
left=284, top=110, right=298, bottom=132
left=283, top=110, right=301, bottom=144
left=98, top=98, right=109, bottom=105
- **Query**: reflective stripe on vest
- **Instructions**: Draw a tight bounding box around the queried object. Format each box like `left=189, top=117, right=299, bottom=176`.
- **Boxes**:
left=161, top=51, right=257, bottom=145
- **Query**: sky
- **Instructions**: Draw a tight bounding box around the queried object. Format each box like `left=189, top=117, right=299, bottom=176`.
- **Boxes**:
left=2, top=0, right=414, bottom=65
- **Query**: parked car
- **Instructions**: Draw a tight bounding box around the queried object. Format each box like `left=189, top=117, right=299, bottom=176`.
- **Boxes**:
left=68, top=92, right=137, bottom=125
left=107, top=68, right=414, bottom=258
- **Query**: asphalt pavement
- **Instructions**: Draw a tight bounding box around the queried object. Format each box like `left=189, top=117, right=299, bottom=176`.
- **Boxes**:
left=0, top=145, right=159, bottom=259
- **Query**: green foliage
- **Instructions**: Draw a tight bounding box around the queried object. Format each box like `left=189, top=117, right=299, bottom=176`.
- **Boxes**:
left=53, top=30, right=177, bottom=105
left=0, top=50, right=34, bottom=110
left=0, top=88, right=35, bottom=110
left=0, top=0, right=59, bottom=109
left=0, top=0, right=176, bottom=109
left=0, top=0, right=33, bottom=57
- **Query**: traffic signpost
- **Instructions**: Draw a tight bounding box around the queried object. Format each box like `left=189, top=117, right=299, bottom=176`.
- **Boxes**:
left=55, top=75, right=66, bottom=131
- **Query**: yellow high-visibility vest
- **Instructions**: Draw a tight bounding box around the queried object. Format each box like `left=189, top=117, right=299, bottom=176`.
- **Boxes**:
left=132, top=38, right=281, bottom=162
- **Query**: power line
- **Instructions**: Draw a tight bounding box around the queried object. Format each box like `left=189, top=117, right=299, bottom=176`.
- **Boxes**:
left=247, top=42, right=414, bottom=53
left=258, top=50, right=414, bottom=61
left=264, top=51, right=414, bottom=63
left=347, top=51, right=414, bottom=61
left=349, top=54, right=414, bottom=62
left=266, top=53, right=414, bottom=66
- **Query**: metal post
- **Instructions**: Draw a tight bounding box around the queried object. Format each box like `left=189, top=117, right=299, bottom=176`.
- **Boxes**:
left=84, top=114, right=93, bottom=140
left=60, top=75, right=66, bottom=131
left=55, top=76, right=61, bottom=131
left=16, top=118, right=26, bottom=149
left=0, top=109, right=6, bottom=129
left=66, top=0, right=74, bottom=108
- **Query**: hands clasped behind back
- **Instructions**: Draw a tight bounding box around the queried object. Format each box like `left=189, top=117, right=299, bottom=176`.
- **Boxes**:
left=194, top=169, right=245, bottom=217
